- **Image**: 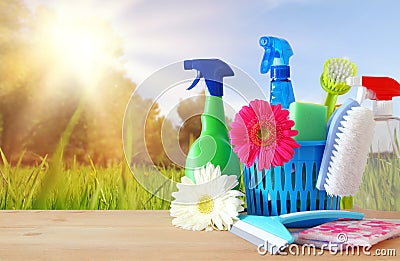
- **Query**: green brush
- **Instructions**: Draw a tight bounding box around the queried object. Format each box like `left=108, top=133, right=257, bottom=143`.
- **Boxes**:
left=321, top=58, right=357, bottom=119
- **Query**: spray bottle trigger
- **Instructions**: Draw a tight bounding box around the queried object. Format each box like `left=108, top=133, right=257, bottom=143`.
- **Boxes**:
left=356, top=87, right=367, bottom=105
left=348, top=77, right=374, bottom=104
left=356, top=87, right=377, bottom=105
left=187, top=71, right=203, bottom=91
left=260, top=48, right=275, bottom=74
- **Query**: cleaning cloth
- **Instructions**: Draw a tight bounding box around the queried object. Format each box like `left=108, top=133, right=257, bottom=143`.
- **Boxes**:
left=293, top=219, right=400, bottom=247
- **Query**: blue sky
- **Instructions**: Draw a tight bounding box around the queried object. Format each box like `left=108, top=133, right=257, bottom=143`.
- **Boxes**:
left=27, top=0, right=400, bottom=116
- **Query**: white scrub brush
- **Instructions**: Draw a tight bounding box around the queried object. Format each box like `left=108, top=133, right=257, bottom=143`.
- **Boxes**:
left=316, top=99, right=375, bottom=196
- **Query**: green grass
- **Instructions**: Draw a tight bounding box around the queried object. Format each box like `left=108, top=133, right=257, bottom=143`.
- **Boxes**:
left=0, top=151, right=184, bottom=210
left=6, top=96, right=398, bottom=212
left=0, top=100, right=186, bottom=210
left=354, top=153, right=400, bottom=211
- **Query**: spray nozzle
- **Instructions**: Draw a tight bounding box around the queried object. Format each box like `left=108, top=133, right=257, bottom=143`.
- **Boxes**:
left=347, top=76, right=400, bottom=102
left=347, top=76, right=400, bottom=116
left=184, top=59, right=234, bottom=96
left=259, top=36, right=293, bottom=74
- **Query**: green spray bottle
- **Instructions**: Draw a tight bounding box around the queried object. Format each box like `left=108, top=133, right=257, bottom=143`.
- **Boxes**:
left=184, top=59, right=241, bottom=182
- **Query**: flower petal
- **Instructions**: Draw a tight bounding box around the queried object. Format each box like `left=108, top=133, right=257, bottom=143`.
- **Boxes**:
left=238, top=105, right=256, bottom=124
left=181, top=176, right=194, bottom=185
left=170, top=167, right=244, bottom=232
left=258, top=146, right=274, bottom=170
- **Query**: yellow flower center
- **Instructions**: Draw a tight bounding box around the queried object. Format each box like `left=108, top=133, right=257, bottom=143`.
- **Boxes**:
left=249, top=120, right=275, bottom=147
left=197, top=195, right=214, bottom=214
left=256, top=125, right=271, bottom=141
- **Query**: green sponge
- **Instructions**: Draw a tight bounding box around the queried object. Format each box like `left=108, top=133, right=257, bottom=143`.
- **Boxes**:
left=289, top=102, right=327, bottom=141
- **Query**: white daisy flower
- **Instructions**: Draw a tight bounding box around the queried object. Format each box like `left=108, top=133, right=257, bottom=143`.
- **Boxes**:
left=170, top=162, right=244, bottom=232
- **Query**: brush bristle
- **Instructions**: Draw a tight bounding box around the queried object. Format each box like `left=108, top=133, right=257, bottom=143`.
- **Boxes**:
left=324, top=107, right=375, bottom=197
left=322, top=58, right=356, bottom=89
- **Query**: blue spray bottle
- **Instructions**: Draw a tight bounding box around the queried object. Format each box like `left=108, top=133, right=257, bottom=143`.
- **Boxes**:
left=259, top=36, right=295, bottom=108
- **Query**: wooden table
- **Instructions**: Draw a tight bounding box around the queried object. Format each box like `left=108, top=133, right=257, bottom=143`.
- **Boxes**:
left=0, top=209, right=399, bottom=260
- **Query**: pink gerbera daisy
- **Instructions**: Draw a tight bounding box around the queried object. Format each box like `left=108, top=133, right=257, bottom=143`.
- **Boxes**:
left=229, top=99, right=299, bottom=170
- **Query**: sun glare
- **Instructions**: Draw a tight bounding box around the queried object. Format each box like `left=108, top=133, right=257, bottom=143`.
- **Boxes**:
left=37, top=13, right=119, bottom=90
left=48, top=23, right=104, bottom=73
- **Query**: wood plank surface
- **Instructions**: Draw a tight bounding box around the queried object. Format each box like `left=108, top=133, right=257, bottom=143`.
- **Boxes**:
left=0, top=210, right=399, bottom=260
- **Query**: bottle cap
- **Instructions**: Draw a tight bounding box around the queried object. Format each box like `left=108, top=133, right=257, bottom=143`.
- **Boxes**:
left=271, top=65, right=290, bottom=79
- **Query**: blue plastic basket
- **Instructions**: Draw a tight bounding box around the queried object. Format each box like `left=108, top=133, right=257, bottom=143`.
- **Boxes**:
left=243, top=141, right=340, bottom=218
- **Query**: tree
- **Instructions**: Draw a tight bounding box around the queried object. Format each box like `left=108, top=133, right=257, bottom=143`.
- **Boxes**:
left=176, top=92, right=205, bottom=155
left=25, top=9, right=135, bottom=165
left=0, top=0, right=31, bottom=158
left=0, top=3, right=136, bottom=165
left=175, top=92, right=234, bottom=164
left=0, top=2, right=183, bottom=167
left=124, top=95, right=178, bottom=167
